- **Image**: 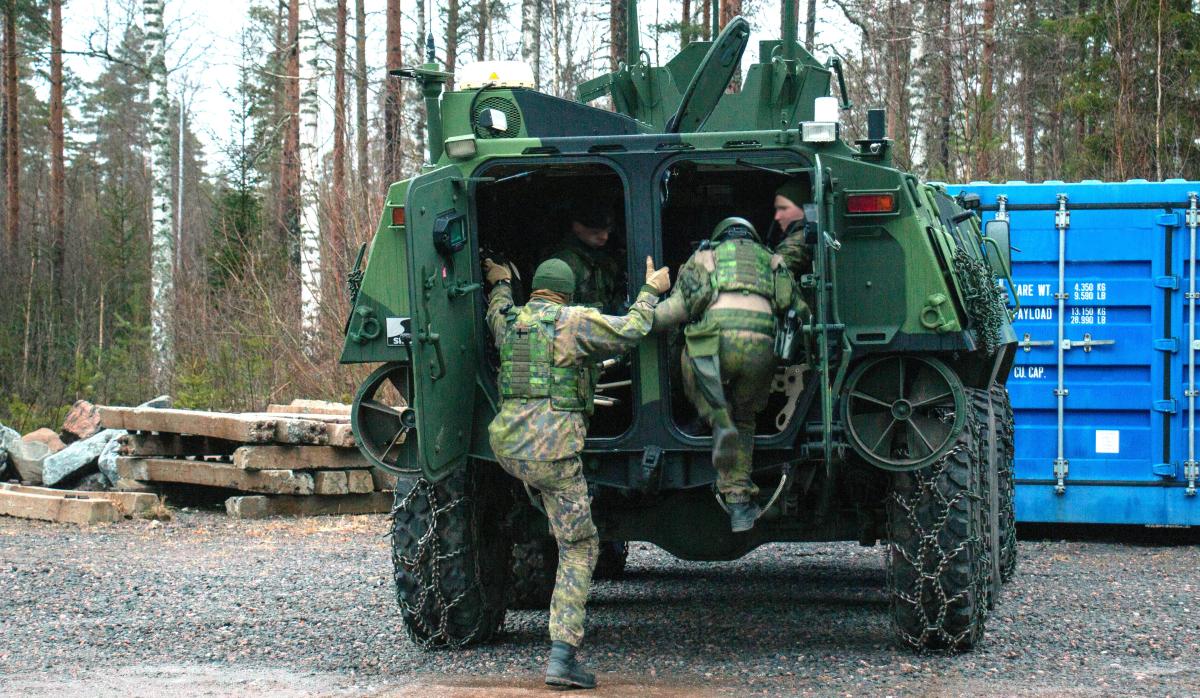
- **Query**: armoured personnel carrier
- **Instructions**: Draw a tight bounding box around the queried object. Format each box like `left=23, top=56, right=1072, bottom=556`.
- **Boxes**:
left=340, top=0, right=1019, bottom=651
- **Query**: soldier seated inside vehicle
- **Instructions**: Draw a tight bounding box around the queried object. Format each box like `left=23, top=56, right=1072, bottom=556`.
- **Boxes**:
left=656, top=159, right=816, bottom=438
left=473, top=162, right=633, bottom=438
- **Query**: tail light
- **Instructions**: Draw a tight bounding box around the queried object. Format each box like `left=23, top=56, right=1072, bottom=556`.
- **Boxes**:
left=390, top=206, right=406, bottom=226
left=846, top=193, right=897, bottom=214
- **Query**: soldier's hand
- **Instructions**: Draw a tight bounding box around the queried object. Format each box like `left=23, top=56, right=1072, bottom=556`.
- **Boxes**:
left=644, top=256, right=671, bottom=294
left=482, top=258, right=511, bottom=285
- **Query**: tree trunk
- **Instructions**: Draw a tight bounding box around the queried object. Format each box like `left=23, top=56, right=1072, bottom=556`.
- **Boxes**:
left=355, top=0, right=368, bottom=195
left=50, top=0, right=65, bottom=303
left=331, top=0, right=347, bottom=292
left=383, top=0, right=402, bottom=187
left=446, top=0, right=459, bottom=90
left=610, top=0, right=626, bottom=72
left=702, top=0, right=711, bottom=40
left=299, top=0, right=322, bottom=342
left=475, top=0, right=486, bottom=60
left=1022, top=0, right=1036, bottom=180
left=805, top=0, right=816, bottom=51
left=720, top=0, right=742, bottom=90
left=4, top=1, right=17, bottom=252
left=280, top=0, right=301, bottom=264
left=976, top=0, right=996, bottom=179
left=682, top=0, right=691, bottom=46
left=520, top=0, right=540, bottom=89
left=144, top=0, right=174, bottom=390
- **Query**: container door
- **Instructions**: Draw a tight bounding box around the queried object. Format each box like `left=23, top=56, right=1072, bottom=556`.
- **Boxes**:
left=405, top=166, right=479, bottom=481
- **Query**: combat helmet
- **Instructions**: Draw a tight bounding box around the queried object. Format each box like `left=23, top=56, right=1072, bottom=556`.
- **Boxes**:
left=710, top=216, right=760, bottom=244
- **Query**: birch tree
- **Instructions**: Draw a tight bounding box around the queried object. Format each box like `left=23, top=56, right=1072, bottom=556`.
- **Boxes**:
left=144, top=0, right=174, bottom=389
left=520, top=0, right=539, bottom=89
left=299, top=0, right=321, bottom=341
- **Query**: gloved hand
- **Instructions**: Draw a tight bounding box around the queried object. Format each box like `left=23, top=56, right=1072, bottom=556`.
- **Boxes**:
left=644, top=256, right=671, bottom=294
left=482, top=258, right=512, bottom=285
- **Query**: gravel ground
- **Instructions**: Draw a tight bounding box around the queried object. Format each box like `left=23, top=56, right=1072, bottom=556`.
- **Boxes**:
left=2, top=510, right=1199, bottom=697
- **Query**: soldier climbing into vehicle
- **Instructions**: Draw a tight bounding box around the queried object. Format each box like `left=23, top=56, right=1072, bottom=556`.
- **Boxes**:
left=547, top=201, right=626, bottom=313
left=482, top=254, right=671, bottom=689
left=652, top=217, right=808, bottom=532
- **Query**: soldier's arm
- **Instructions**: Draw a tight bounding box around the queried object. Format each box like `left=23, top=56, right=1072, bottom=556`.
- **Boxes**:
left=776, top=232, right=812, bottom=276
left=568, top=287, right=659, bottom=360
left=652, top=257, right=711, bottom=330
left=485, top=283, right=514, bottom=348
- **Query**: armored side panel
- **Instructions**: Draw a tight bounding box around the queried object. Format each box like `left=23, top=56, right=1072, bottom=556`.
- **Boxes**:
left=949, top=180, right=1200, bottom=526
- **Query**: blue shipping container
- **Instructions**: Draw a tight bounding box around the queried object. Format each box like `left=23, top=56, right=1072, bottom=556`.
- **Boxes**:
left=946, top=180, right=1200, bottom=526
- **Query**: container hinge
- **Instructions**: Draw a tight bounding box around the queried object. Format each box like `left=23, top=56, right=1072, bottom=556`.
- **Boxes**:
left=1156, top=212, right=1183, bottom=229
left=1019, top=332, right=1054, bottom=352
left=1062, top=333, right=1115, bottom=353
left=995, top=194, right=1009, bottom=222
left=1153, top=338, right=1179, bottom=353
left=1053, top=458, right=1068, bottom=495
left=1154, top=275, right=1179, bottom=290
left=1154, top=399, right=1178, bottom=414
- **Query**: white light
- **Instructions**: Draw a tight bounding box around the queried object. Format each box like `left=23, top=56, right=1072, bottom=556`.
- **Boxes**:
left=480, top=108, right=508, bottom=133
left=444, top=135, right=477, bottom=159
left=457, top=61, right=536, bottom=90
left=802, top=122, right=838, bottom=143
left=814, top=96, right=840, bottom=123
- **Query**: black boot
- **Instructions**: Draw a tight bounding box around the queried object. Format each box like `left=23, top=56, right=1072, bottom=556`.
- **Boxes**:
left=728, top=500, right=761, bottom=533
left=545, top=640, right=596, bottom=690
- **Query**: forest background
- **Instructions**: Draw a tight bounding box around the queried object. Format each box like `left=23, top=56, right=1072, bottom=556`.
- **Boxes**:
left=0, top=0, right=1198, bottom=432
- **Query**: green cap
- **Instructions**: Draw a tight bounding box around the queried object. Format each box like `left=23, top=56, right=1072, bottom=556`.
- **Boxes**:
left=711, top=216, right=760, bottom=243
left=531, top=258, right=576, bottom=295
left=775, top=179, right=806, bottom=206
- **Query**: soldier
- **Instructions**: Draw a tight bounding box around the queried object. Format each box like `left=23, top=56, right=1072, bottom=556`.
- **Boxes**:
left=547, top=201, right=626, bottom=312
left=652, top=217, right=803, bottom=532
left=772, top=178, right=812, bottom=281
left=483, top=254, right=671, bottom=690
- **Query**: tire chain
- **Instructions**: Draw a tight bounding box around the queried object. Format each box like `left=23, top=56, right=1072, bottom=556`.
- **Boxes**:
left=389, top=477, right=491, bottom=649
left=887, top=409, right=990, bottom=651
left=992, top=384, right=1018, bottom=581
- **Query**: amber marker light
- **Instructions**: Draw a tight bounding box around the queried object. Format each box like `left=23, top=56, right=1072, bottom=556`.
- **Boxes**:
left=846, top=193, right=897, bottom=214
left=390, top=206, right=406, bottom=227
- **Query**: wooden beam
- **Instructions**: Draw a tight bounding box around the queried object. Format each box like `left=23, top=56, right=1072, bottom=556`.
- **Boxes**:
left=117, top=457, right=314, bottom=495
left=0, top=489, right=121, bottom=524
left=0, top=483, right=163, bottom=518
left=231, top=445, right=368, bottom=471
left=313, top=470, right=349, bottom=494
left=225, top=492, right=393, bottom=518
left=99, top=406, right=355, bottom=447
left=118, top=433, right=241, bottom=458
left=267, top=399, right=351, bottom=416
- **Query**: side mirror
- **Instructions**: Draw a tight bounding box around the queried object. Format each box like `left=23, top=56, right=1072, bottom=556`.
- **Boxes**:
left=983, top=219, right=1012, bottom=278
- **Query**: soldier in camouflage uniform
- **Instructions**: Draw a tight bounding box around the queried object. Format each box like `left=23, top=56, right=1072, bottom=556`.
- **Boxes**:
left=483, top=255, right=671, bottom=690
left=653, top=217, right=804, bottom=532
left=547, top=202, right=626, bottom=313
left=771, top=178, right=812, bottom=282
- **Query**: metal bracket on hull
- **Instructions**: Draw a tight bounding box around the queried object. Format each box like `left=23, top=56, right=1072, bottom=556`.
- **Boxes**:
left=1186, top=192, right=1199, bottom=496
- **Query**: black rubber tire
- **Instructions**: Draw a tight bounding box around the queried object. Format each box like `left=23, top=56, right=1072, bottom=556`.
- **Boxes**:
left=991, top=384, right=1018, bottom=582
left=887, top=395, right=990, bottom=651
left=594, top=541, right=629, bottom=580
left=508, top=537, right=557, bottom=609
left=967, top=387, right=1002, bottom=610
left=390, top=463, right=512, bottom=648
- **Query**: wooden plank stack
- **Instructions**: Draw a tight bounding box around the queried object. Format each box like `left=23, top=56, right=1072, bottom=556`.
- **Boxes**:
left=98, top=400, right=396, bottom=519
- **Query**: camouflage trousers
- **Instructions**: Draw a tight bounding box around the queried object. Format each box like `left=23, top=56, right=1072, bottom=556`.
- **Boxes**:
left=497, top=454, right=599, bottom=647
left=681, top=328, right=777, bottom=504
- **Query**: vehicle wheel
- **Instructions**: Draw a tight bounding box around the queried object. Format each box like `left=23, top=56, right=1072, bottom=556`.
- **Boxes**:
left=594, top=541, right=629, bottom=579
left=966, top=387, right=1003, bottom=609
left=390, top=463, right=512, bottom=648
left=508, top=536, right=557, bottom=609
left=886, top=395, right=990, bottom=651
left=992, top=384, right=1018, bottom=582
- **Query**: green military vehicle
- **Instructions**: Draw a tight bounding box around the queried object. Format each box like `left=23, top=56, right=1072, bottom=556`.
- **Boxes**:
left=340, top=0, right=1019, bottom=652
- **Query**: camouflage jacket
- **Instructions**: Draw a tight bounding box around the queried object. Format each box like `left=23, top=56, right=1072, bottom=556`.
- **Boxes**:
left=548, top=237, right=625, bottom=313
left=486, top=283, right=658, bottom=461
left=774, top=221, right=812, bottom=281
left=652, top=244, right=795, bottom=329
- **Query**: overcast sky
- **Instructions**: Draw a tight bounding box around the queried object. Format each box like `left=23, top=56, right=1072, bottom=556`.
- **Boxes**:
left=64, top=0, right=857, bottom=174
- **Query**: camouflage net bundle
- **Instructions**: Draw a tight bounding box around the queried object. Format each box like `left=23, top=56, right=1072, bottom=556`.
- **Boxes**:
left=390, top=468, right=511, bottom=648
left=953, top=247, right=1008, bottom=356
left=886, top=402, right=990, bottom=651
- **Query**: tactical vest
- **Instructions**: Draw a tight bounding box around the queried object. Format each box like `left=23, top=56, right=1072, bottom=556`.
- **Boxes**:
left=499, top=303, right=594, bottom=413
left=712, top=239, right=775, bottom=298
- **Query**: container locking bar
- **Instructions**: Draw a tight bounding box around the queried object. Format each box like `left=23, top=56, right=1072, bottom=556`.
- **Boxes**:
left=995, top=194, right=1009, bottom=222
left=1061, top=333, right=1115, bottom=353
left=1019, top=332, right=1054, bottom=353
left=1054, top=194, right=1070, bottom=495
left=1186, top=192, right=1199, bottom=496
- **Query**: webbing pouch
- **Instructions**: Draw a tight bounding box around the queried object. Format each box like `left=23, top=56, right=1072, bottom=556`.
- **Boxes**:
left=683, top=318, right=721, bottom=357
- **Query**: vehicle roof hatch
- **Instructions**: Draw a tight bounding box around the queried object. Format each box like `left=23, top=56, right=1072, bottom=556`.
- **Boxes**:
left=664, top=16, right=751, bottom=134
